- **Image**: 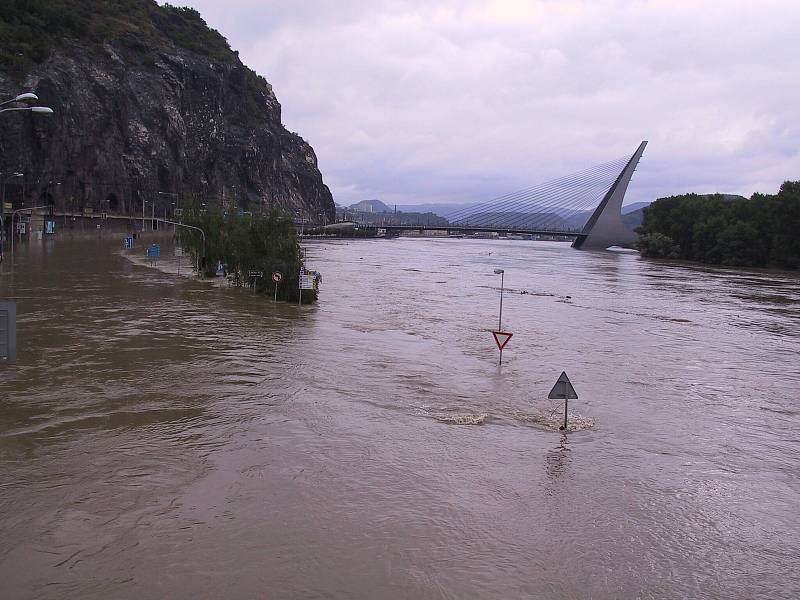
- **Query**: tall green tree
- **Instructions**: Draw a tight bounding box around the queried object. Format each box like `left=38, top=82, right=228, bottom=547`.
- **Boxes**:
left=178, top=208, right=318, bottom=303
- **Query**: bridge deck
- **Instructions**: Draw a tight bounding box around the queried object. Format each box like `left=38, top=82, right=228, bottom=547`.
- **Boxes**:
left=351, top=224, right=587, bottom=238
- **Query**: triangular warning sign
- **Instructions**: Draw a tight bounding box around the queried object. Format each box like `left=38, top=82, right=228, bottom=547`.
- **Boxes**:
left=548, top=371, right=578, bottom=399
left=492, top=331, right=513, bottom=350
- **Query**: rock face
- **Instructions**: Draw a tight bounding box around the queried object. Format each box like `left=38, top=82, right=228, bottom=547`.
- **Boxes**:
left=0, top=5, right=334, bottom=222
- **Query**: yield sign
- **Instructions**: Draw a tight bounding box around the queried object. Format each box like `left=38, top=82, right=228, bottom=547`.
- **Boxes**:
left=492, top=331, right=513, bottom=350
left=548, top=371, right=578, bottom=399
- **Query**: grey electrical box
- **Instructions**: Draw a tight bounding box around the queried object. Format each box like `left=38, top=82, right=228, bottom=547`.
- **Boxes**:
left=0, top=301, right=16, bottom=363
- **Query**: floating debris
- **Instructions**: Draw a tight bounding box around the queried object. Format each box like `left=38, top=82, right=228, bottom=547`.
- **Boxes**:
left=434, top=414, right=487, bottom=425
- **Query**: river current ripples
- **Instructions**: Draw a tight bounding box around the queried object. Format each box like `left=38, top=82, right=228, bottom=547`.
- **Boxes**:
left=1, top=236, right=799, bottom=599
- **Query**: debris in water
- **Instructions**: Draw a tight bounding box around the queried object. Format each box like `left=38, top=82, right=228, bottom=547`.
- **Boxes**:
left=434, top=414, right=487, bottom=425
left=512, top=410, right=594, bottom=432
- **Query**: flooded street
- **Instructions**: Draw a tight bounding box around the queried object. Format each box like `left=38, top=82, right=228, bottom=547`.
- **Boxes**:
left=1, top=236, right=799, bottom=599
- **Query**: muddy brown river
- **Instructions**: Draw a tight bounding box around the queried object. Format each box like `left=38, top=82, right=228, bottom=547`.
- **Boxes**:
left=1, top=236, right=799, bottom=599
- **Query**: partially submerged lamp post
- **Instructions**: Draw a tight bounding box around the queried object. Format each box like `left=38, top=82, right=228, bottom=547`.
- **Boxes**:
left=1, top=173, right=22, bottom=256
left=1, top=93, right=54, bottom=255
left=492, top=268, right=513, bottom=365
left=494, top=268, right=505, bottom=330
left=160, top=219, right=205, bottom=276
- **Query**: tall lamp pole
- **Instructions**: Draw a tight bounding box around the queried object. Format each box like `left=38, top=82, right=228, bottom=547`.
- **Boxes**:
left=493, top=268, right=508, bottom=365
left=158, top=191, right=178, bottom=231
left=1, top=173, right=22, bottom=257
left=1, top=92, right=53, bottom=258
left=494, top=268, right=505, bottom=330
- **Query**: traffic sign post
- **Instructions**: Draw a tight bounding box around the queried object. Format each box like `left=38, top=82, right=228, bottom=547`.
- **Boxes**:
left=272, top=271, right=283, bottom=302
left=492, top=330, right=513, bottom=365
left=491, top=269, right=509, bottom=365
left=146, top=243, right=160, bottom=262
left=249, top=271, right=263, bottom=294
left=548, top=371, right=578, bottom=431
left=0, top=301, right=16, bottom=363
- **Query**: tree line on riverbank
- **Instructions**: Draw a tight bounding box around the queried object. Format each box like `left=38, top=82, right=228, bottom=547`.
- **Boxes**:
left=636, top=181, right=800, bottom=269
left=178, top=208, right=317, bottom=303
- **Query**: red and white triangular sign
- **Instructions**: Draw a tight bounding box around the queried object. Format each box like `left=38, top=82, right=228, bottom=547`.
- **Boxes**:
left=492, top=331, right=513, bottom=350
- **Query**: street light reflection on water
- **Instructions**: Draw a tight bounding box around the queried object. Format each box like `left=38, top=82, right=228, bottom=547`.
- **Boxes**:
left=1, top=235, right=799, bottom=599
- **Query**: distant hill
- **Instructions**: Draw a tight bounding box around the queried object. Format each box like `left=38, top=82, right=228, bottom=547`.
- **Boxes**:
left=699, top=194, right=747, bottom=202
left=622, top=208, right=645, bottom=229
left=622, top=201, right=652, bottom=214
left=349, top=199, right=391, bottom=213
left=395, top=202, right=478, bottom=217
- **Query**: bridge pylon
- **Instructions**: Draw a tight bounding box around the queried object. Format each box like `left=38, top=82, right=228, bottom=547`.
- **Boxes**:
left=572, top=141, right=647, bottom=250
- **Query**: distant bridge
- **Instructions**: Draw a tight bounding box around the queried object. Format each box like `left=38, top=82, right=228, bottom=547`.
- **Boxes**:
left=318, top=141, right=647, bottom=249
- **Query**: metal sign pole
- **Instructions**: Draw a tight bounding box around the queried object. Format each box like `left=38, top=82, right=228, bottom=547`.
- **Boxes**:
left=499, top=271, right=504, bottom=330
left=272, top=272, right=282, bottom=302
left=549, top=372, right=577, bottom=432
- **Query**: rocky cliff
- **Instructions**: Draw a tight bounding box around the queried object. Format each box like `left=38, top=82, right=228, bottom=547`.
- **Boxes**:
left=0, top=1, right=334, bottom=221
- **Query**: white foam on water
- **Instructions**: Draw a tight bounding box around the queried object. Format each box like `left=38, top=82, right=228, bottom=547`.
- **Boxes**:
left=433, top=414, right=488, bottom=425
left=512, top=410, right=595, bottom=432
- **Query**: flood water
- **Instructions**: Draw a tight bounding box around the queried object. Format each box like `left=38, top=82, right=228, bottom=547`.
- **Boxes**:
left=1, top=236, right=799, bottom=599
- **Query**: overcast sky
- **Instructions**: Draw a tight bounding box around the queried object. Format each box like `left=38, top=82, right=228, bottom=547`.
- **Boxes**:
left=174, top=0, right=799, bottom=207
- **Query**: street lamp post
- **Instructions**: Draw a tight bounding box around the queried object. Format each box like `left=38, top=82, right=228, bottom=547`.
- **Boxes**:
left=160, top=219, right=205, bottom=276
left=1, top=92, right=53, bottom=255
left=494, top=268, right=505, bottom=330
left=2, top=173, right=22, bottom=206
left=1, top=173, right=22, bottom=256
left=0, top=92, right=53, bottom=117
left=493, top=268, right=508, bottom=365
left=158, top=191, right=179, bottom=231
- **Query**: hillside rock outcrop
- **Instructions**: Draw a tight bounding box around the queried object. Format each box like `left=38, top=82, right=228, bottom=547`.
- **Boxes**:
left=0, top=2, right=334, bottom=221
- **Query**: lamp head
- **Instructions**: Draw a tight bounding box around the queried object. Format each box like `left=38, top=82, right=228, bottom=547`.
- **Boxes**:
left=30, top=106, right=54, bottom=115
left=14, top=92, right=38, bottom=105
left=493, top=269, right=504, bottom=274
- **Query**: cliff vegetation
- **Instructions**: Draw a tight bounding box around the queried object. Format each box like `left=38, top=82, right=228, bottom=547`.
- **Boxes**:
left=1, top=1, right=231, bottom=78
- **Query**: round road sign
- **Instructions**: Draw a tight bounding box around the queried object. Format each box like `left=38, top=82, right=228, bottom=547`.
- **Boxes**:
left=272, top=271, right=283, bottom=283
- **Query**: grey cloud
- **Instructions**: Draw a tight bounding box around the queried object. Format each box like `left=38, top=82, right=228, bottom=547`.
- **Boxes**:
left=174, top=0, right=800, bottom=206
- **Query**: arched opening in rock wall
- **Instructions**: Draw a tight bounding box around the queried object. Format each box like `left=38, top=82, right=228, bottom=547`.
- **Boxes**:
left=106, top=193, right=119, bottom=213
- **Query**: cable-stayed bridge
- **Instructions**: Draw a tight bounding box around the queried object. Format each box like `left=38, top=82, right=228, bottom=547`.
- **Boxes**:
left=337, top=141, right=647, bottom=249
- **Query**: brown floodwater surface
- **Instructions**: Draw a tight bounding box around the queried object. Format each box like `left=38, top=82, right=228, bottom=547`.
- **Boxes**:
left=1, top=236, right=799, bottom=599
